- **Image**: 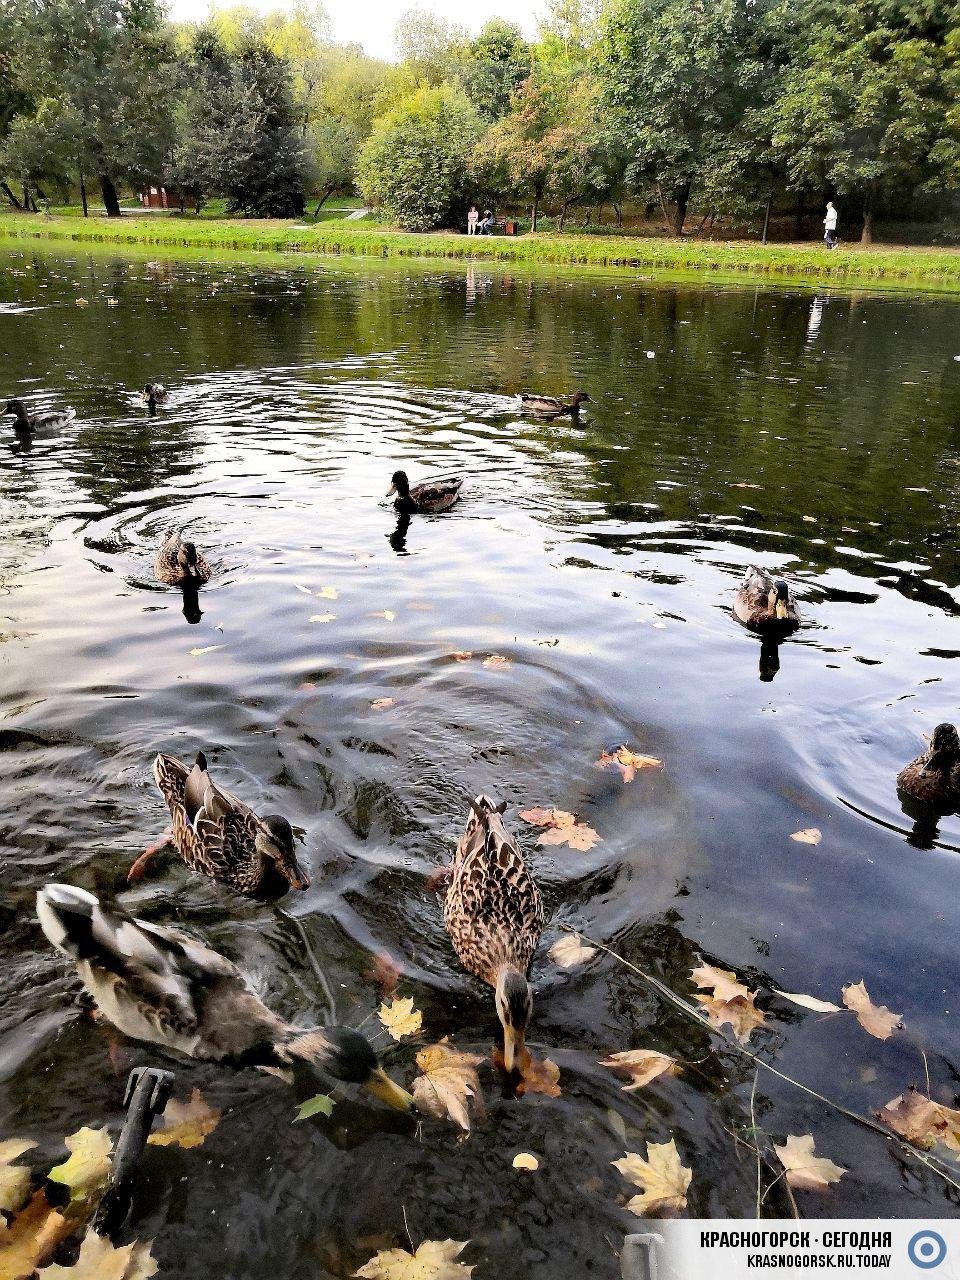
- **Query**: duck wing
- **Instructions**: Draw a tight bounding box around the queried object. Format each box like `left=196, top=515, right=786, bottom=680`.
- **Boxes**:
left=409, top=476, right=464, bottom=512
left=154, top=531, right=183, bottom=584
left=177, top=753, right=259, bottom=879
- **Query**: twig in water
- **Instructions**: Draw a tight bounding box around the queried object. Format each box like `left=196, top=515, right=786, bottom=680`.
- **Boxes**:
left=750, top=1070, right=762, bottom=1219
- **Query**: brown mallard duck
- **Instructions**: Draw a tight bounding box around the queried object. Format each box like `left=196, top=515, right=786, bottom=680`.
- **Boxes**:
left=519, top=391, right=590, bottom=418
left=733, top=566, right=801, bottom=635
left=139, top=383, right=169, bottom=409
left=128, top=750, right=310, bottom=895
left=440, top=795, right=544, bottom=1069
left=155, top=531, right=212, bottom=588
left=897, top=723, right=960, bottom=810
left=387, top=470, right=464, bottom=515
left=5, top=399, right=76, bottom=432
left=36, top=883, right=412, bottom=1109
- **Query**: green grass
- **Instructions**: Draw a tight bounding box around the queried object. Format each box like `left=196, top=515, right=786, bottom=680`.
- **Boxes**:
left=2, top=212, right=960, bottom=293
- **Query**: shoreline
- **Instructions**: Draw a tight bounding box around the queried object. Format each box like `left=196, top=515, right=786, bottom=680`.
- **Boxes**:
left=2, top=214, right=960, bottom=294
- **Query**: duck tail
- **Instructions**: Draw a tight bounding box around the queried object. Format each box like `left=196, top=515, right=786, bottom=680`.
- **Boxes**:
left=36, top=883, right=101, bottom=960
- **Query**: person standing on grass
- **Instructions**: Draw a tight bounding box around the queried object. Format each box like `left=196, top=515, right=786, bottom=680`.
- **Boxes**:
left=824, top=201, right=839, bottom=249
left=467, top=205, right=478, bottom=236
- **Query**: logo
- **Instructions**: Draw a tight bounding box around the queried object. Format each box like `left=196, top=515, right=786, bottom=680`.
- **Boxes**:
left=908, top=1231, right=947, bottom=1269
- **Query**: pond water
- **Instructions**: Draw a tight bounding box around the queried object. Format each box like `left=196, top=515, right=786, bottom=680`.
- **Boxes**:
left=1, top=245, right=960, bottom=1276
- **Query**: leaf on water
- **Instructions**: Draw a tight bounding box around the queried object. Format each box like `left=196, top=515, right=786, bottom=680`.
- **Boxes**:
left=690, top=964, right=766, bottom=1044
left=519, top=808, right=599, bottom=851
left=317, top=585, right=338, bottom=599
left=512, top=1153, right=539, bottom=1171
left=613, top=1138, right=692, bottom=1217
left=802, top=515, right=817, bottom=523
left=773, top=989, right=842, bottom=1014
left=188, top=645, right=223, bottom=657
left=308, top=613, right=336, bottom=624
left=354, top=1238, right=473, bottom=1280
left=378, top=996, right=422, bottom=1041
left=548, top=934, right=597, bottom=969
left=294, top=583, right=313, bottom=594
left=730, top=481, right=762, bottom=489
left=412, top=1040, right=484, bottom=1132
left=878, top=1086, right=960, bottom=1154
left=482, top=654, right=511, bottom=670
left=773, top=1134, right=845, bottom=1191
left=449, top=650, right=473, bottom=661
left=293, top=1094, right=336, bottom=1122
left=298, top=681, right=317, bottom=691
left=370, top=697, right=395, bottom=709
left=370, top=610, right=395, bottom=622
left=0, top=1190, right=71, bottom=1271
left=0, top=1139, right=36, bottom=1218
left=38, top=1227, right=158, bottom=1280
left=363, top=952, right=402, bottom=995
left=595, top=745, right=664, bottom=783
left=75, top=298, right=88, bottom=307
left=106, top=298, right=119, bottom=307
left=492, top=1045, right=562, bottom=1098
left=47, top=1127, right=112, bottom=1206
left=600, top=1049, right=679, bottom=1092
left=147, top=1088, right=220, bottom=1149
left=518, top=806, right=558, bottom=826
left=790, top=828, right=822, bottom=845
left=842, top=980, right=902, bottom=1040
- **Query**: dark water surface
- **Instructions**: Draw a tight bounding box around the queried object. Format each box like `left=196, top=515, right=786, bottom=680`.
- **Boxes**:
left=1, top=246, right=960, bottom=1276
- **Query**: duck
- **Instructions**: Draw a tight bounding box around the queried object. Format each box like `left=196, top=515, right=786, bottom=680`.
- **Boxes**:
left=519, top=391, right=590, bottom=418
left=439, top=795, right=544, bottom=1070
left=129, top=750, right=310, bottom=895
left=36, top=883, right=413, bottom=1109
left=733, top=566, right=801, bottom=635
left=140, top=384, right=169, bottom=409
left=5, top=399, right=76, bottom=432
left=386, top=470, right=464, bottom=515
left=155, top=530, right=212, bottom=587
left=897, top=723, right=960, bottom=810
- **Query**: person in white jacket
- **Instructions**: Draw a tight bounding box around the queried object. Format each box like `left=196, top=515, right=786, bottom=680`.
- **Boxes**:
left=824, top=201, right=839, bottom=249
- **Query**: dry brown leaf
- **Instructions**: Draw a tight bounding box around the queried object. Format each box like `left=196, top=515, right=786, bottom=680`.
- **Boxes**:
left=842, top=980, right=902, bottom=1040
left=548, top=934, right=597, bottom=969
left=691, top=965, right=766, bottom=1043
left=691, top=963, right=751, bottom=1004
left=449, top=650, right=472, bottom=662
left=47, top=1128, right=112, bottom=1207
left=354, top=1239, right=473, bottom=1280
left=38, top=1227, right=158, bottom=1280
left=0, top=1140, right=36, bottom=1220
left=75, top=298, right=88, bottom=308
left=773, top=989, right=842, bottom=1014
left=613, top=1138, right=691, bottom=1217
left=370, top=697, right=395, bottom=709
left=0, top=1190, right=72, bottom=1276
left=512, top=1153, right=539, bottom=1171
left=773, top=1134, right=846, bottom=1190
left=595, top=745, right=664, bottom=783
left=412, top=1040, right=484, bottom=1132
left=520, top=808, right=599, bottom=851
left=492, top=1045, right=561, bottom=1097
left=482, top=654, right=511, bottom=670
left=378, top=997, right=422, bottom=1041
left=601, top=1049, right=679, bottom=1092
left=147, top=1088, right=220, bottom=1150
left=878, top=1087, right=960, bottom=1153
left=790, top=828, right=822, bottom=845
left=518, top=806, right=562, bottom=827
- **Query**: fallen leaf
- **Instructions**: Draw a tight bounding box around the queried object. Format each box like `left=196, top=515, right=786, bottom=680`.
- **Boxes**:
left=294, top=583, right=313, bottom=595
left=75, top=298, right=88, bottom=307
left=412, top=1040, right=484, bottom=1132
left=518, top=806, right=558, bottom=826
left=317, top=585, right=338, bottom=599
left=188, top=645, right=223, bottom=657
left=519, top=808, right=599, bottom=851
left=595, top=745, right=663, bottom=783
left=293, top=1094, right=336, bottom=1122
left=482, top=654, right=511, bottom=670
left=773, top=989, right=842, bottom=1013
left=773, top=1134, right=846, bottom=1191
left=691, top=964, right=766, bottom=1044
left=147, top=1088, right=220, bottom=1149
left=790, top=828, right=822, bottom=845
left=106, top=298, right=119, bottom=307
left=0, top=1190, right=71, bottom=1274
left=378, top=996, right=422, bottom=1041
left=613, top=1138, right=691, bottom=1217
left=0, top=1139, right=36, bottom=1218
left=363, top=952, right=402, bottom=995
left=548, top=934, right=597, bottom=969
left=371, top=697, right=395, bottom=709
left=601, top=1049, right=679, bottom=1091
left=731, top=481, right=762, bottom=489
left=492, top=1045, right=562, bottom=1097
left=309, top=613, right=336, bottom=624
left=38, top=1227, right=158, bottom=1279
left=878, top=1087, right=960, bottom=1154
left=449, top=650, right=473, bottom=662
left=355, top=1239, right=473, bottom=1280
left=47, top=1127, right=112, bottom=1207
left=370, top=610, right=395, bottom=622
left=298, top=681, right=317, bottom=691
left=802, top=515, right=817, bottom=523
left=512, top=1153, right=539, bottom=1171
left=842, top=980, right=902, bottom=1040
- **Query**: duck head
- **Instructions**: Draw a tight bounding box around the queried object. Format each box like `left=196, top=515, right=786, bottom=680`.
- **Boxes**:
left=386, top=470, right=410, bottom=499
left=494, top=964, right=533, bottom=1072
left=5, top=400, right=29, bottom=427
left=768, top=578, right=791, bottom=620
left=571, top=391, right=591, bottom=407
left=923, top=723, right=960, bottom=775
left=177, top=540, right=202, bottom=580
left=255, top=814, right=310, bottom=891
left=285, top=1026, right=413, bottom=1110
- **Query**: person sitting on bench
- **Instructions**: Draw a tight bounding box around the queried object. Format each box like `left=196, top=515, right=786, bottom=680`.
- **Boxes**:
left=478, top=209, right=495, bottom=235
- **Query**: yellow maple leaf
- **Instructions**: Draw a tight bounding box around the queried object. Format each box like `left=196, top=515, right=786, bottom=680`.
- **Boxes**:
left=842, top=980, right=902, bottom=1040
left=412, top=1040, right=484, bottom=1132
left=0, top=1139, right=36, bottom=1219
left=691, top=964, right=766, bottom=1043
left=0, top=1190, right=71, bottom=1275
left=355, top=1238, right=473, bottom=1279
left=596, top=745, right=663, bottom=782
left=47, top=1127, right=112, bottom=1207
left=613, top=1138, right=691, bottom=1216
left=600, top=1049, right=679, bottom=1092
left=147, top=1088, right=220, bottom=1150
left=773, top=1134, right=845, bottom=1191
left=378, top=996, right=423, bottom=1041
left=38, top=1226, right=158, bottom=1280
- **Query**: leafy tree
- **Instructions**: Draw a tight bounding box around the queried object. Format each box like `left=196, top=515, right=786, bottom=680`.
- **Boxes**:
left=0, top=99, right=83, bottom=204
left=460, top=20, right=531, bottom=122
left=393, top=9, right=467, bottom=84
left=307, top=117, right=355, bottom=212
left=357, top=82, right=482, bottom=230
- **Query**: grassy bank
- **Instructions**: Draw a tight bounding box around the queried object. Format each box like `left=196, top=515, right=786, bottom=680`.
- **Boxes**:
left=2, top=212, right=960, bottom=292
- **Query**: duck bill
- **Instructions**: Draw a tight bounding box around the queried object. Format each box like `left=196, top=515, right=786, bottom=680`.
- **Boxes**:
left=364, top=1066, right=414, bottom=1111
left=502, top=1025, right=525, bottom=1073
left=284, top=861, right=311, bottom=891
left=386, top=484, right=397, bottom=497
left=775, top=600, right=788, bottom=620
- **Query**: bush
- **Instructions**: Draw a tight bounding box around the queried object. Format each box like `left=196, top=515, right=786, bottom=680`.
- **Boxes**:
left=357, top=83, right=482, bottom=231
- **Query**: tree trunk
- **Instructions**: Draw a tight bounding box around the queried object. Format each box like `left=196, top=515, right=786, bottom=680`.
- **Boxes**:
left=99, top=174, right=121, bottom=217
left=531, top=185, right=541, bottom=232
left=558, top=197, right=575, bottom=231
left=794, top=191, right=805, bottom=240
left=1, top=182, right=23, bottom=210
left=614, top=203, right=623, bottom=227
left=860, top=192, right=873, bottom=244
left=672, top=182, right=690, bottom=236
left=312, top=186, right=335, bottom=219
left=761, top=195, right=772, bottom=245
left=656, top=184, right=671, bottom=230
left=79, top=169, right=88, bottom=217
left=22, top=183, right=29, bottom=211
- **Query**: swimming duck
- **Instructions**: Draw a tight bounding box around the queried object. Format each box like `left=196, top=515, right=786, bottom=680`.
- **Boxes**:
left=36, top=883, right=412, bottom=1109
left=440, top=795, right=544, bottom=1070
left=387, top=470, right=464, bottom=515
left=897, top=723, right=960, bottom=810
left=733, top=567, right=801, bottom=635
left=5, top=399, right=76, bottom=432
left=519, top=391, right=590, bottom=418
left=155, top=530, right=212, bottom=587
left=129, top=750, right=310, bottom=895
left=140, top=384, right=169, bottom=409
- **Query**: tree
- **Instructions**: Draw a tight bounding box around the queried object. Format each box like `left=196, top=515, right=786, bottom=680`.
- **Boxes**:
left=357, top=83, right=482, bottom=230
left=307, top=117, right=355, bottom=212
left=460, top=20, right=531, bottom=122
left=0, top=99, right=83, bottom=205
left=393, top=9, right=467, bottom=84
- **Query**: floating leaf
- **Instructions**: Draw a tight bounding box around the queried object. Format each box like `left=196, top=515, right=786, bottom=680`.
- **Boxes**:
left=147, top=1088, right=220, bottom=1149
left=773, top=1134, right=845, bottom=1191
left=790, top=828, right=822, bottom=845
left=38, top=1227, right=158, bottom=1279
left=773, top=989, right=842, bottom=1013
left=492, top=1045, right=561, bottom=1097
left=0, top=1139, right=36, bottom=1218
left=548, top=934, right=597, bottom=969
left=482, top=654, right=510, bottom=670
left=47, top=1127, right=112, bottom=1207
left=317, top=585, right=338, bottom=599
left=371, top=697, right=395, bottom=709
left=355, top=1239, right=473, bottom=1280
left=519, top=808, right=599, bottom=852
left=691, top=964, right=766, bottom=1044
left=0, top=1190, right=71, bottom=1273
left=613, top=1138, right=691, bottom=1217
left=449, top=650, right=472, bottom=662
left=370, top=610, right=395, bottom=622
left=412, top=1040, right=483, bottom=1132
left=294, top=583, right=313, bottom=595
left=878, top=1087, right=960, bottom=1154
left=309, top=613, right=336, bottom=624
left=842, top=980, right=902, bottom=1040
left=601, top=1049, right=679, bottom=1092
left=512, top=1153, right=539, bottom=1171
left=188, top=645, right=223, bottom=657
left=75, top=298, right=88, bottom=308
left=293, top=1094, right=336, bottom=1122
left=595, top=745, right=663, bottom=783
left=378, top=996, right=422, bottom=1041
left=106, top=298, right=119, bottom=307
